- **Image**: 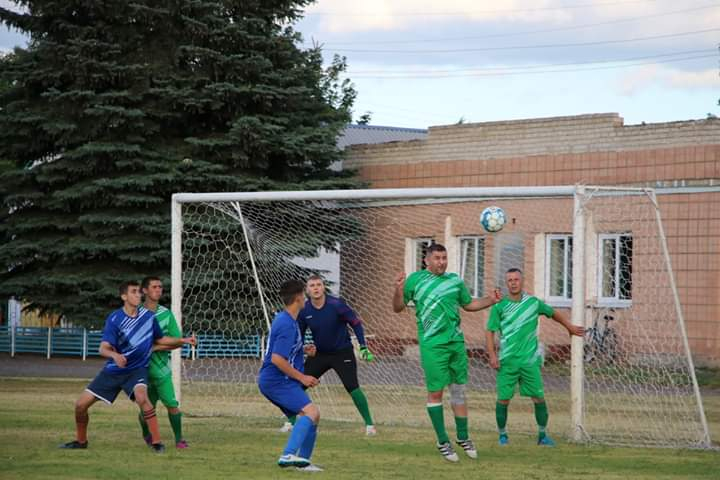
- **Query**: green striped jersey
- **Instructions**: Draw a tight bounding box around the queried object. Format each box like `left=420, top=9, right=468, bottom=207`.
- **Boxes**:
left=147, top=305, right=181, bottom=380
left=487, top=293, right=554, bottom=365
left=403, top=270, right=472, bottom=345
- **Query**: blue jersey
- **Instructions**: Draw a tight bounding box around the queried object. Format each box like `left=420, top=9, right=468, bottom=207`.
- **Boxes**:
left=101, top=306, right=163, bottom=374
left=258, top=310, right=304, bottom=384
left=298, top=296, right=366, bottom=353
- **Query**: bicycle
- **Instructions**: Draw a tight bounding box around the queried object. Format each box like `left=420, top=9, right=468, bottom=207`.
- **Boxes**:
left=583, top=306, right=621, bottom=365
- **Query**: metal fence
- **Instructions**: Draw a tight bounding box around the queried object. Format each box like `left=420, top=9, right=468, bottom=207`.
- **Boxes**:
left=0, top=326, right=262, bottom=359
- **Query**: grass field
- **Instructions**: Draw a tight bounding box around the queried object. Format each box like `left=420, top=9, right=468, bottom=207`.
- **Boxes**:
left=1, top=377, right=719, bottom=479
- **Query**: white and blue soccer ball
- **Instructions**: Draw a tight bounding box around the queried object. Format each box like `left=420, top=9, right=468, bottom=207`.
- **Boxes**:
left=480, top=206, right=507, bottom=233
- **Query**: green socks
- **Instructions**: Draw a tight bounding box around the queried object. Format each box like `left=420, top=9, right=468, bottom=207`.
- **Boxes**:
left=169, top=411, right=184, bottom=443
left=427, top=403, right=449, bottom=444
left=139, top=411, right=150, bottom=438
left=454, top=416, right=469, bottom=441
left=496, top=402, right=508, bottom=433
left=534, top=401, right=549, bottom=440
left=350, top=388, right=374, bottom=426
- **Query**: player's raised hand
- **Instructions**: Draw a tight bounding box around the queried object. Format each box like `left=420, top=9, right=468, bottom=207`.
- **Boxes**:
left=304, top=344, right=317, bottom=357
left=395, top=272, right=405, bottom=288
left=491, top=288, right=502, bottom=303
left=114, top=353, right=128, bottom=368
left=301, top=374, right=320, bottom=388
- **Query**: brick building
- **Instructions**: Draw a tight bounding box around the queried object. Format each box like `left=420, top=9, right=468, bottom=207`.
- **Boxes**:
left=339, top=113, right=720, bottom=364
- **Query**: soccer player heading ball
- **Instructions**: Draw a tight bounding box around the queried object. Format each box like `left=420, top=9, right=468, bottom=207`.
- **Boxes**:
left=393, top=243, right=502, bottom=462
left=486, top=268, right=584, bottom=446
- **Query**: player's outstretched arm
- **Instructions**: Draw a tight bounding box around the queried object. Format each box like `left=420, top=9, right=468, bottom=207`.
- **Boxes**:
left=99, top=341, right=127, bottom=368
left=462, top=288, right=502, bottom=312
left=392, top=273, right=406, bottom=313
left=271, top=353, right=319, bottom=388
left=551, top=311, right=584, bottom=337
left=155, top=333, right=197, bottom=349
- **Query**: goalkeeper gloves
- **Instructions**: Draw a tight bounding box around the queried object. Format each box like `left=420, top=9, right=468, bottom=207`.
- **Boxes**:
left=359, top=346, right=375, bottom=362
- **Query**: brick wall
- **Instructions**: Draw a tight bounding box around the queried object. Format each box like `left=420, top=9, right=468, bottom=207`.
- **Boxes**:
left=343, top=113, right=720, bottom=363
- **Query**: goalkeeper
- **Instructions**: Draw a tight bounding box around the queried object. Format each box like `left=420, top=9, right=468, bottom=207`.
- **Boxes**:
left=284, top=274, right=376, bottom=436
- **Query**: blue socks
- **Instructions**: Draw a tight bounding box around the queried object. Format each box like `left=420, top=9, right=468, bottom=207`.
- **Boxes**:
left=283, top=415, right=315, bottom=457
left=298, top=422, right=317, bottom=459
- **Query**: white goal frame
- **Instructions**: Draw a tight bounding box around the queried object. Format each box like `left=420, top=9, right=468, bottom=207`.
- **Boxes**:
left=170, top=185, right=711, bottom=447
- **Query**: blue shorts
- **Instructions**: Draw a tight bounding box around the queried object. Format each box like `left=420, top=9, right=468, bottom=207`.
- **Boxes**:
left=86, top=367, right=149, bottom=404
left=258, top=379, right=312, bottom=418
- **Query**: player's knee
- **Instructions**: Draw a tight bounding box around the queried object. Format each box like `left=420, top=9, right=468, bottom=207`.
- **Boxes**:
left=427, top=390, right=443, bottom=403
left=302, top=404, right=320, bottom=424
left=449, top=383, right=466, bottom=406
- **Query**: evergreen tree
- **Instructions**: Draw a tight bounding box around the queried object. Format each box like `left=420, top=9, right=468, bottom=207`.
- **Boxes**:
left=0, top=1, right=358, bottom=327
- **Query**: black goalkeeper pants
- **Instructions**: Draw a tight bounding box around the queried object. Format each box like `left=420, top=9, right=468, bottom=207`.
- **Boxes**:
left=304, top=347, right=359, bottom=393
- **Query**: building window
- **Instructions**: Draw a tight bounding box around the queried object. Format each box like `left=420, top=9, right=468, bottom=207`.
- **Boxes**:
left=598, top=233, right=633, bottom=305
left=546, top=234, right=572, bottom=305
left=459, top=237, right=485, bottom=297
left=413, top=238, right=434, bottom=271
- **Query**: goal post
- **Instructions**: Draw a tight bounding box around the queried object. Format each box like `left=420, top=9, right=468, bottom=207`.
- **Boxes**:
left=170, top=185, right=711, bottom=448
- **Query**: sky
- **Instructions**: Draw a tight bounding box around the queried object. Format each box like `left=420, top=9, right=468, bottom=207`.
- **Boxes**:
left=1, top=0, right=718, bottom=129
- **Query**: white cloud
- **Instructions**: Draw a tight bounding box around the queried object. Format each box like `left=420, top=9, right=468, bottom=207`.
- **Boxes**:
left=305, top=0, right=720, bottom=36
left=617, top=65, right=718, bottom=96
left=305, top=0, right=570, bottom=33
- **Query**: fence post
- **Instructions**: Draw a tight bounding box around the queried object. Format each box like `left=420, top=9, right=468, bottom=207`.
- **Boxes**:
left=82, top=328, right=87, bottom=361
left=47, top=327, right=52, bottom=359
left=10, top=325, right=15, bottom=358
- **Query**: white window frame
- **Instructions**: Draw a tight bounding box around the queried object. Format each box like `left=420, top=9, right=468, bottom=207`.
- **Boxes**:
left=405, top=237, right=434, bottom=274
left=458, top=236, right=485, bottom=298
left=545, top=234, right=572, bottom=307
left=597, top=233, right=633, bottom=307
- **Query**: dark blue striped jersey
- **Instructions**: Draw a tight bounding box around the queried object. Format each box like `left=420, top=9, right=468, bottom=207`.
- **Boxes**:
left=101, top=306, right=163, bottom=374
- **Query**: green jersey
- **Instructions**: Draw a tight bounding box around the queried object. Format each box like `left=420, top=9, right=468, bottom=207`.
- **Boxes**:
left=403, top=270, right=473, bottom=346
left=148, top=305, right=181, bottom=380
left=487, top=293, right=554, bottom=365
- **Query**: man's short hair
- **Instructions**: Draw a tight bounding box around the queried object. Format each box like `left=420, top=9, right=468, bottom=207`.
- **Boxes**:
left=141, top=276, right=162, bottom=290
left=506, top=268, right=523, bottom=275
left=306, top=274, right=323, bottom=283
left=119, top=280, right=140, bottom=296
left=426, top=243, right=447, bottom=256
left=279, top=279, right=305, bottom=306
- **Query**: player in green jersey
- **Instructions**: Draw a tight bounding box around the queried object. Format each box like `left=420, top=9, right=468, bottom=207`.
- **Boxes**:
left=137, top=276, right=189, bottom=449
left=393, top=243, right=500, bottom=462
left=486, top=268, right=584, bottom=446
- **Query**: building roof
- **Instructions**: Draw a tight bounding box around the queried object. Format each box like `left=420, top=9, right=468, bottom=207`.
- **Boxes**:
left=337, top=124, right=428, bottom=149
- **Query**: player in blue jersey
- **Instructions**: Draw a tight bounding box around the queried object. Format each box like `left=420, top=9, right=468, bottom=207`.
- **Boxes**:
left=282, top=274, right=376, bottom=435
left=258, top=279, right=322, bottom=472
left=60, top=280, right=196, bottom=453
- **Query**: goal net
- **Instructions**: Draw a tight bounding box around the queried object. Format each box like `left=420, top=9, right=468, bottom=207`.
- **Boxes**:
left=171, top=186, right=710, bottom=448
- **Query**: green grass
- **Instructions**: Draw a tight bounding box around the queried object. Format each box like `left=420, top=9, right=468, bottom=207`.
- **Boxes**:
left=1, top=377, right=719, bottom=479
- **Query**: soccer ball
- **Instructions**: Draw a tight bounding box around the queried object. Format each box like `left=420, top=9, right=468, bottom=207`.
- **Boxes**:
left=480, top=206, right=507, bottom=233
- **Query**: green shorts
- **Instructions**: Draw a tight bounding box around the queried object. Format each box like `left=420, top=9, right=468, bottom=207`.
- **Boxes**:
left=148, top=374, right=179, bottom=409
left=420, top=341, right=468, bottom=392
left=496, top=356, right=544, bottom=400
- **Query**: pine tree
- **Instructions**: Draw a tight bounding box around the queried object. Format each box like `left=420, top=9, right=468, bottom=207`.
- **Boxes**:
left=0, top=1, right=358, bottom=326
